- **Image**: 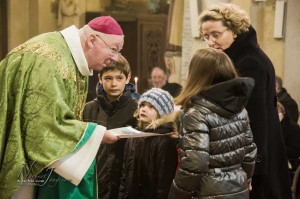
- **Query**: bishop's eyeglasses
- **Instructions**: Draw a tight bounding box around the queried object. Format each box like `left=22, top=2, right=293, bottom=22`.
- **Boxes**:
left=95, top=34, right=121, bottom=56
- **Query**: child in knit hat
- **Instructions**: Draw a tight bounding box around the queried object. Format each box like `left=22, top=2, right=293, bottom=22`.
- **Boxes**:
left=118, top=88, right=179, bottom=199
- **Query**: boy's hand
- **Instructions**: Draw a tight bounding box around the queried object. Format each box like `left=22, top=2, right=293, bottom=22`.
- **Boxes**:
left=101, top=131, right=120, bottom=144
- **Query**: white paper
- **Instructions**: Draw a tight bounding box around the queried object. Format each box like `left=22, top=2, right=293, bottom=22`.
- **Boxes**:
left=108, top=126, right=170, bottom=138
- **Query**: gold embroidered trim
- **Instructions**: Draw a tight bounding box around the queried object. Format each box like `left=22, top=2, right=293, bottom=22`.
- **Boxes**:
left=75, top=75, right=87, bottom=120
left=10, top=42, right=62, bottom=61
left=10, top=41, right=76, bottom=81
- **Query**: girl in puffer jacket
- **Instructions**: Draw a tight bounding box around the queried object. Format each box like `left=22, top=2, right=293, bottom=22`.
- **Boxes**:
left=168, top=48, right=257, bottom=199
left=118, top=88, right=179, bottom=199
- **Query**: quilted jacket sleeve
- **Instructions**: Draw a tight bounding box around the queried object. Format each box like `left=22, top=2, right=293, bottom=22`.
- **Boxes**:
left=241, top=112, right=257, bottom=180
left=168, top=109, right=210, bottom=199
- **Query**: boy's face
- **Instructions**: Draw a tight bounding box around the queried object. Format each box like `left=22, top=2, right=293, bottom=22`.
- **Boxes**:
left=99, top=69, right=129, bottom=102
left=138, top=101, right=159, bottom=123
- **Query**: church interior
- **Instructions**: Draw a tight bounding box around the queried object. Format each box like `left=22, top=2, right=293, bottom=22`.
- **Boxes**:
left=1, top=0, right=300, bottom=121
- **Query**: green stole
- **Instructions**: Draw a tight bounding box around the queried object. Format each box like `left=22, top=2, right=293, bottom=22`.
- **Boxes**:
left=37, top=123, right=97, bottom=199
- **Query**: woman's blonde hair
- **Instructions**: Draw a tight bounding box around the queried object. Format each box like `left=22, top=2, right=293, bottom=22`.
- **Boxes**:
left=198, top=3, right=250, bottom=35
left=174, top=48, right=238, bottom=109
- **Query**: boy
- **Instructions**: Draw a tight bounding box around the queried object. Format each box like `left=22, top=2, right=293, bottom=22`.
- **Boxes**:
left=83, top=55, right=138, bottom=199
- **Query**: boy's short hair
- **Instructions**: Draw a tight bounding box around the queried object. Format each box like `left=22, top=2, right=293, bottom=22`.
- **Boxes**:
left=99, top=55, right=131, bottom=78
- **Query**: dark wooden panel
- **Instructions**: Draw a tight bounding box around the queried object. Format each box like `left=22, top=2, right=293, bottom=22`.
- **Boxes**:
left=0, top=0, right=8, bottom=60
left=119, top=21, right=138, bottom=84
left=137, top=15, right=167, bottom=93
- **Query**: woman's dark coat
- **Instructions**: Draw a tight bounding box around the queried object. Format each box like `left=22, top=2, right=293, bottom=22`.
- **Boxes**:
left=168, top=78, right=257, bottom=199
left=118, top=115, right=179, bottom=199
left=224, top=26, right=292, bottom=199
left=83, top=84, right=138, bottom=199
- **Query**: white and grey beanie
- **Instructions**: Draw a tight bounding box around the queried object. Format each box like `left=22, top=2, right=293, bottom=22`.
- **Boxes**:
left=139, top=88, right=174, bottom=117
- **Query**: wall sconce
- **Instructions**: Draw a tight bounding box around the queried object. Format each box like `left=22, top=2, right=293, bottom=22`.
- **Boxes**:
left=273, top=1, right=286, bottom=38
left=190, top=0, right=201, bottom=38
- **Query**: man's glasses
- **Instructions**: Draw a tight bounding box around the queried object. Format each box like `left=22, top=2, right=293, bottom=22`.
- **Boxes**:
left=201, top=29, right=228, bottom=42
left=95, top=34, right=121, bottom=56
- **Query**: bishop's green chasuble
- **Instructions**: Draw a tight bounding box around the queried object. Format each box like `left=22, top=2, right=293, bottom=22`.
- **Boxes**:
left=0, top=30, right=99, bottom=199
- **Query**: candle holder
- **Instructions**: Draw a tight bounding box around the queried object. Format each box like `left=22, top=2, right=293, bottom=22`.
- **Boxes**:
left=134, top=77, right=138, bottom=93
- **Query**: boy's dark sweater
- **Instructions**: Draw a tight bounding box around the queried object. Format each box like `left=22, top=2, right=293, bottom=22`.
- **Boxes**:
left=83, top=84, right=138, bottom=199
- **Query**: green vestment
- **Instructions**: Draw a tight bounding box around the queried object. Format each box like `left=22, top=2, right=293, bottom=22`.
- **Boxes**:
left=0, top=31, right=98, bottom=198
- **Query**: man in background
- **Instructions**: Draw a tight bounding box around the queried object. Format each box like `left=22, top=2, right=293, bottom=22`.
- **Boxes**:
left=151, top=66, right=182, bottom=97
left=276, top=76, right=299, bottom=123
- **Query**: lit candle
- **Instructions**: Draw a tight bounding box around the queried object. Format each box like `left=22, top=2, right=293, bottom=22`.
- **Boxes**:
left=134, top=77, right=138, bottom=93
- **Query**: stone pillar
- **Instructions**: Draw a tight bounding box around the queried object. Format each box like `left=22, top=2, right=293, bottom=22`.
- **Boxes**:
left=283, top=0, right=300, bottom=122
left=181, top=0, right=194, bottom=86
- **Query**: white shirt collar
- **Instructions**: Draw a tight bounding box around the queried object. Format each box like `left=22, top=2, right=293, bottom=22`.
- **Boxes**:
left=60, top=25, right=93, bottom=76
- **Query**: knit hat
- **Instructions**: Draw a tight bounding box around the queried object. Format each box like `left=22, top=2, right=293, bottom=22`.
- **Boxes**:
left=139, top=88, right=174, bottom=117
left=88, top=16, right=123, bottom=35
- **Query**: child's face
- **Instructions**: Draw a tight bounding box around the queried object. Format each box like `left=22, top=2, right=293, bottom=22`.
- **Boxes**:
left=139, top=101, right=159, bottom=123
left=99, top=69, right=129, bottom=102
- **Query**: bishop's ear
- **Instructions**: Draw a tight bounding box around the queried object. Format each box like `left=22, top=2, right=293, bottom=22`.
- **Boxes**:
left=87, top=34, right=97, bottom=49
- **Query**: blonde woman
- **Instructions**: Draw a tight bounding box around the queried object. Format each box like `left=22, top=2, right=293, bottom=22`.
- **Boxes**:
left=198, top=3, right=292, bottom=199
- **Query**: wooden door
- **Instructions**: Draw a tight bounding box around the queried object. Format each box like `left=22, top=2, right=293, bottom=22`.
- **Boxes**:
left=137, top=14, right=167, bottom=93
left=0, top=0, right=8, bottom=60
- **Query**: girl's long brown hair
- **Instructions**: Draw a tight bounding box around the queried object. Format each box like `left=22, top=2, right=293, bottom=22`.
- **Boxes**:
left=174, top=48, right=238, bottom=109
